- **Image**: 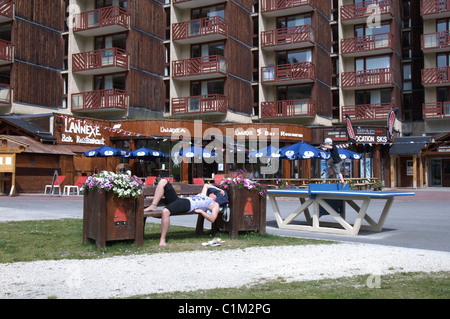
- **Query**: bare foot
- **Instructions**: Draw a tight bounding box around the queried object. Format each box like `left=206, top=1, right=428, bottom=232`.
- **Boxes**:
left=159, top=240, right=167, bottom=247
left=144, top=203, right=157, bottom=212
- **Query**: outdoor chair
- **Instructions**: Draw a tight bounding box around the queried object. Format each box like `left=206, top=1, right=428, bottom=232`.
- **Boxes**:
left=63, top=176, right=87, bottom=195
left=214, top=174, right=225, bottom=184
left=193, top=178, right=204, bottom=185
left=144, top=176, right=157, bottom=186
left=44, top=175, right=65, bottom=194
left=163, top=176, right=173, bottom=183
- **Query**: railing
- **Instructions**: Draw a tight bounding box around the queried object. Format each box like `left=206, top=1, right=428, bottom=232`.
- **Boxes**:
left=172, top=94, right=227, bottom=115
left=172, top=16, right=227, bottom=41
left=261, top=0, right=315, bottom=13
left=342, top=103, right=394, bottom=121
left=423, top=102, right=450, bottom=119
left=0, top=0, right=13, bottom=19
left=0, top=83, right=11, bottom=105
left=73, top=6, right=129, bottom=32
left=341, top=0, right=392, bottom=21
left=261, top=99, right=316, bottom=118
left=261, top=25, right=314, bottom=48
left=421, top=0, right=450, bottom=15
left=72, top=48, right=129, bottom=72
left=422, top=30, right=450, bottom=50
left=341, top=33, right=392, bottom=54
left=71, top=89, right=128, bottom=111
left=341, top=68, right=393, bottom=88
left=261, top=62, right=315, bottom=83
left=172, top=55, right=227, bottom=78
left=422, top=66, right=450, bottom=85
left=0, top=39, right=13, bottom=62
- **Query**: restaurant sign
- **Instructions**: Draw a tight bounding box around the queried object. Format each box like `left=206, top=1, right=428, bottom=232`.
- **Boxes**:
left=60, top=117, right=106, bottom=145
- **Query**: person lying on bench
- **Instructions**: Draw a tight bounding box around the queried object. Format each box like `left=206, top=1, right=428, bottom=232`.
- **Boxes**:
left=144, top=179, right=228, bottom=246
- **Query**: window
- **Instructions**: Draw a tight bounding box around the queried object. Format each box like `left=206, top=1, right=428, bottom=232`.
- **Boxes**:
left=192, top=4, right=225, bottom=19
left=355, top=55, right=390, bottom=71
left=94, top=73, right=126, bottom=90
left=277, top=49, right=311, bottom=65
left=191, top=42, right=225, bottom=58
left=277, top=14, right=311, bottom=28
left=354, top=22, right=390, bottom=37
left=355, top=89, right=391, bottom=105
left=276, top=85, right=312, bottom=100
left=191, top=79, right=224, bottom=96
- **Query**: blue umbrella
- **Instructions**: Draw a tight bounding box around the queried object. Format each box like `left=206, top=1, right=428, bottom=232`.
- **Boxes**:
left=128, top=147, right=164, bottom=158
left=338, top=148, right=362, bottom=160
left=84, top=145, right=128, bottom=157
left=248, top=145, right=280, bottom=158
left=176, top=146, right=215, bottom=159
left=279, top=142, right=326, bottom=159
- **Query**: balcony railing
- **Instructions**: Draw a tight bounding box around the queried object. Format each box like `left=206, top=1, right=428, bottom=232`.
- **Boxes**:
left=261, top=0, right=315, bottom=14
left=422, top=66, right=450, bottom=86
left=423, top=102, right=450, bottom=119
left=261, top=99, right=315, bottom=118
left=172, top=16, right=227, bottom=43
left=341, top=68, right=393, bottom=88
left=73, top=6, right=129, bottom=35
left=172, top=55, right=227, bottom=79
left=0, top=0, right=13, bottom=22
left=72, top=48, right=129, bottom=74
left=0, top=83, right=11, bottom=105
left=422, top=30, right=450, bottom=51
left=261, top=62, right=315, bottom=84
left=342, top=103, right=394, bottom=121
left=421, top=0, right=450, bottom=16
left=71, top=89, right=128, bottom=112
left=261, top=25, right=314, bottom=49
left=341, top=33, right=393, bottom=55
left=341, top=0, right=392, bottom=22
left=0, top=39, right=13, bottom=64
left=173, top=0, right=220, bottom=9
left=171, top=94, right=227, bottom=116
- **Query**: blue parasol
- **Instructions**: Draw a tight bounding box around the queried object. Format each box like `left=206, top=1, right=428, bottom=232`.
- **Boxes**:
left=248, top=145, right=281, bottom=158
left=128, top=147, right=164, bottom=158
left=84, top=145, right=129, bottom=157
left=338, top=148, right=362, bottom=160
left=176, top=145, right=215, bottom=159
left=279, top=142, right=327, bottom=159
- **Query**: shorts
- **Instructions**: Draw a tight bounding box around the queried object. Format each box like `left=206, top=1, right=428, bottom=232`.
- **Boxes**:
left=163, top=182, right=191, bottom=215
left=327, top=160, right=342, bottom=175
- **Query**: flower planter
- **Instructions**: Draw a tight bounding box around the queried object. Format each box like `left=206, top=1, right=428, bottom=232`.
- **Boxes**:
left=82, top=188, right=144, bottom=248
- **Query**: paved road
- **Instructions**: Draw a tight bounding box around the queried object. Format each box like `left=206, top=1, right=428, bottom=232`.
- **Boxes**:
left=1, top=188, right=449, bottom=252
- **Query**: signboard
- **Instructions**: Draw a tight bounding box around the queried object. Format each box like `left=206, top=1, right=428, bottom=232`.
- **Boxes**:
left=354, top=127, right=388, bottom=144
left=59, top=116, right=107, bottom=145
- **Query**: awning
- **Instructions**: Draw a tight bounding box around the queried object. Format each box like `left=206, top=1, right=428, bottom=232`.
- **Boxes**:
left=389, top=136, right=431, bottom=155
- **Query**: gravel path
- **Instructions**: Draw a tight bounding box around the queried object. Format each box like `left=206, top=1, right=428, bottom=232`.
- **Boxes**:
left=1, top=242, right=449, bottom=299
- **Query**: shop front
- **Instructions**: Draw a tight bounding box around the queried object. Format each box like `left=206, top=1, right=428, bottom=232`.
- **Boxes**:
left=422, top=133, right=450, bottom=188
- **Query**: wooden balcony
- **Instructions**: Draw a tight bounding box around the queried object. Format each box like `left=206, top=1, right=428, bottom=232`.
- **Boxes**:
left=422, top=31, right=450, bottom=53
left=172, top=55, right=227, bottom=80
left=421, top=0, right=450, bottom=19
left=341, top=68, right=394, bottom=89
left=73, top=6, right=130, bottom=37
left=172, top=16, right=227, bottom=45
left=171, top=94, right=227, bottom=116
left=72, top=48, right=129, bottom=75
left=261, top=0, right=315, bottom=17
left=261, top=99, right=316, bottom=119
left=0, top=39, right=13, bottom=65
left=173, top=0, right=222, bottom=9
left=422, top=66, right=450, bottom=86
left=0, top=0, right=14, bottom=23
left=423, top=102, right=450, bottom=119
left=341, top=0, right=393, bottom=24
left=342, top=103, right=394, bottom=122
left=71, top=89, right=128, bottom=113
left=0, top=83, right=11, bottom=105
left=341, top=33, right=393, bottom=57
left=261, top=25, right=314, bottom=51
left=261, top=62, right=315, bottom=85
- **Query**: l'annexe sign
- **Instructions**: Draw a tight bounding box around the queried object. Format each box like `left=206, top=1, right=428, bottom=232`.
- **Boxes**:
left=59, top=116, right=107, bottom=145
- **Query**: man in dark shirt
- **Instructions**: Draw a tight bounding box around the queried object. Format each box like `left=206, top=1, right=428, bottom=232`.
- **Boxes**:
left=320, top=138, right=347, bottom=187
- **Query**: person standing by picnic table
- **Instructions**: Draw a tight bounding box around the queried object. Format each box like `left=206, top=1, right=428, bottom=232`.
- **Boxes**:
left=319, top=138, right=347, bottom=188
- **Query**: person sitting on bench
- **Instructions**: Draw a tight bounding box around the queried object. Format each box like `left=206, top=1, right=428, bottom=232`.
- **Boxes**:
left=144, top=179, right=228, bottom=246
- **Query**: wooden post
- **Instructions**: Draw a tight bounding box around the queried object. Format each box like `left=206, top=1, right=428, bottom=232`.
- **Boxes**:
left=413, top=154, right=417, bottom=188
left=390, top=155, right=396, bottom=187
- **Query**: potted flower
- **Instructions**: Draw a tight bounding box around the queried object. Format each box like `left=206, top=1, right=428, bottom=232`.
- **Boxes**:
left=82, top=171, right=144, bottom=248
left=217, top=176, right=266, bottom=197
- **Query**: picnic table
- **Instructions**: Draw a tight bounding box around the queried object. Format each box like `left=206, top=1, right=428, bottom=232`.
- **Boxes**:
left=267, top=183, right=414, bottom=236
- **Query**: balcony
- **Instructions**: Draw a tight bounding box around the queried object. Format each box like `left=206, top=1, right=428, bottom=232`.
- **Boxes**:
left=422, top=66, right=450, bottom=86
left=341, top=33, right=393, bottom=57
left=422, top=31, right=450, bottom=53
left=0, top=39, right=13, bottom=65
left=72, top=48, right=129, bottom=75
left=0, top=0, right=13, bottom=23
left=0, top=83, right=11, bottom=105
left=172, top=55, right=227, bottom=80
left=71, top=89, right=128, bottom=113
left=261, top=99, right=315, bottom=119
left=423, top=102, right=450, bottom=119
left=261, top=25, right=314, bottom=51
left=342, top=103, right=394, bottom=122
left=171, top=94, right=227, bottom=116
left=73, top=6, right=130, bottom=37
left=341, top=0, right=392, bottom=24
left=421, top=0, right=450, bottom=19
left=261, top=62, right=315, bottom=85
left=261, top=0, right=315, bottom=17
left=172, top=16, right=227, bottom=45
left=173, top=0, right=222, bottom=9
left=341, top=68, right=393, bottom=89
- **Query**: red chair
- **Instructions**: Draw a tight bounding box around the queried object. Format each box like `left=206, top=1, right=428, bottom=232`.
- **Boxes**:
left=145, top=176, right=157, bottom=186
left=44, top=175, right=66, bottom=194
left=214, top=174, right=225, bottom=184
left=193, top=178, right=204, bottom=185
left=163, top=177, right=173, bottom=183
left=64, top=176, right=87, bottom=195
